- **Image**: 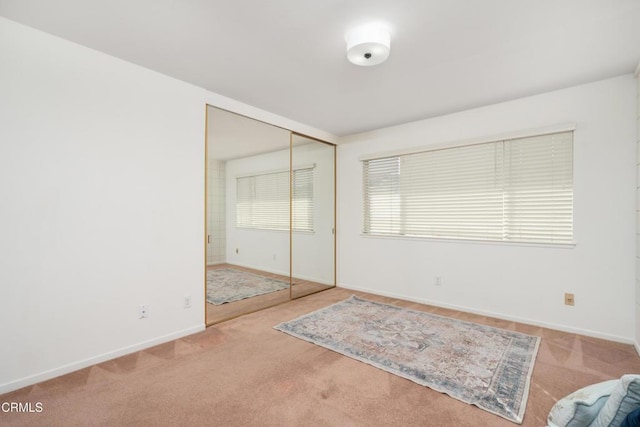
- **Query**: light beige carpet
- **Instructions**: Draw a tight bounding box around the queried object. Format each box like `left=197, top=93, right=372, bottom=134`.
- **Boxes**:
left=2, top=288, right=640, bottom=426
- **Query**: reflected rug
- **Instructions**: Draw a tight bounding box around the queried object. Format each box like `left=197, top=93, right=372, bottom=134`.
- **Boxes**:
left=274, top=296, right=539, bottom=424
left=206, top=268, right=289, bottom=305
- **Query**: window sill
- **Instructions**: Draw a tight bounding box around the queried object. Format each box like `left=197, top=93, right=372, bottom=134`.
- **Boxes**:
left=360, top=233, right=576, bottom=249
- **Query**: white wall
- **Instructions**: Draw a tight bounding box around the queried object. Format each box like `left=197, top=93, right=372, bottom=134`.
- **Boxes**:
left=291, top=142, right=335, bottom=285
left=635, top=66, right=640, bottom=350
left=226, top=143, right=334, bottom=284
left=0, top=17, right=332, bottom=394
left=338, top=75, right=637, bottom=342
left=0, top=16, right=205, bottom=393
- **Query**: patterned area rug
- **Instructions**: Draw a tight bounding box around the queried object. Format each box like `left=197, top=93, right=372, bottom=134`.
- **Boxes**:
left=274, top=296, right=540, bottom=424
left=207, top=268, right=289, bottom=305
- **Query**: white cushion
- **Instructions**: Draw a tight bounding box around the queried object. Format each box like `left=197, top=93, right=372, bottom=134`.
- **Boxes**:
left=590, top=375, right=640, bottom=427
left=547, top=379, right=617, bottom=427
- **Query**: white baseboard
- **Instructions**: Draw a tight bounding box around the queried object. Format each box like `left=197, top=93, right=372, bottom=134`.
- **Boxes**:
left=292, top=272, right=333, bottom=286
left=635, top=342, right=640, bottom=357
left=0, top=325, right=205, bottom=395
left=227, top=262, right=289, bottom=278
left=227, top=262, right=333, bottom=286
left=338, top=282, right=635, bottom=345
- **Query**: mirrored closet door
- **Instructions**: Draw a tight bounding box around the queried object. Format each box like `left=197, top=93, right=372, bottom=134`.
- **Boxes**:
left=206, top=107, right=291, bottom=324
left=290, top=133, right=336, bottom=299
left=205, top=106, right=335, bottom=325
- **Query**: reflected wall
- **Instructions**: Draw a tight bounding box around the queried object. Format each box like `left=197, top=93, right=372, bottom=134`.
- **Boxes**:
left=291, top=134, right=336, bottom=299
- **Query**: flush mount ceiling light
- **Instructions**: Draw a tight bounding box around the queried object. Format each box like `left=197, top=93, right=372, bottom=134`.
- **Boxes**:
left=346, top=23, right=391, bottom=66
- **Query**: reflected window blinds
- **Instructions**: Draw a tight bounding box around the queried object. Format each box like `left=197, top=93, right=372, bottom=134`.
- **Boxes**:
left=237, top=167, right=314, bottom=232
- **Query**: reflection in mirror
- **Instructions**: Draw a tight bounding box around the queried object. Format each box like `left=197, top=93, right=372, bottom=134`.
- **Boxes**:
left=291, top=133, right=336, bottom=299
left=206, top=106, right=291, bottom=325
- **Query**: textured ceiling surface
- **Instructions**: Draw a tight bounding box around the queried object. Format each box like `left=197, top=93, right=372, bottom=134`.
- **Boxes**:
left=1, top=0, right=639, bottom=136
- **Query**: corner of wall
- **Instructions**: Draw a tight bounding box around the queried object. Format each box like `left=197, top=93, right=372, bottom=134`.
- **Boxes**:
left=635, top=64, right=640, bottom=349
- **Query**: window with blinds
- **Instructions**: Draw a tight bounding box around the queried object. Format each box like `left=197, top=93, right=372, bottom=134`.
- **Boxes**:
left=363, top=131, right=573, bottom=244
left=236, top=167, right=314, bottom=232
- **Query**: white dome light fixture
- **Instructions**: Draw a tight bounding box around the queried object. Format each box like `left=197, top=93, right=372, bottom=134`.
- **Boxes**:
left=346, top=23, right=391, bottom=66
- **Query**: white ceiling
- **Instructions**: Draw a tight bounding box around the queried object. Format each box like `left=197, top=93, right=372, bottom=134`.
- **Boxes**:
left=1, top=1, right=639, bottom=136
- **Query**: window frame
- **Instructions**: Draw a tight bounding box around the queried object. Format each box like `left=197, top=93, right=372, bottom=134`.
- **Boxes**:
left=361, top=127, right=575, bottom=247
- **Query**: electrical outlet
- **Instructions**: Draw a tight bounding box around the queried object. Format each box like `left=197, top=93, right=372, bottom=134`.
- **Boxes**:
left=435, top=276, right=442, bottom=286
left=138, top=304, right=150, bottom=319
left=564, top=293, right=575, bottom=306
left=184, top=295, right=191, bottom=309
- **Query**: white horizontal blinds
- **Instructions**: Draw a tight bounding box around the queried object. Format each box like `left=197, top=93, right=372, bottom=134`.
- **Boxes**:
left=292, top=167, right=314, bottom=232
left=503, top=132, right=573, bottom=243
left=236, top=167, right=314, bottom=232
left=236, top=170, right=290, bottom=231
left=363, top=157, right=401, bottom=235
left=400, top=143, right=505, bottom=240
left=362, top=130, right=574, bottom=244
